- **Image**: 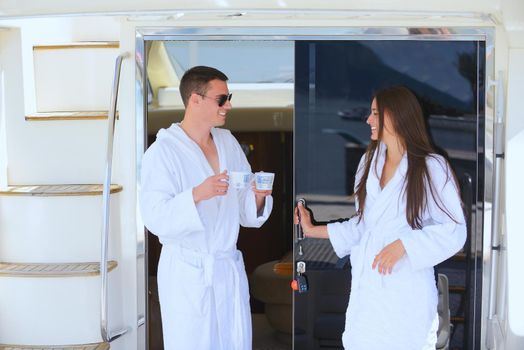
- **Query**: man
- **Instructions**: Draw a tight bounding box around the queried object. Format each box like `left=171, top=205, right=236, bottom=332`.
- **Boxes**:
left=139, top=66, right=273, bottom=350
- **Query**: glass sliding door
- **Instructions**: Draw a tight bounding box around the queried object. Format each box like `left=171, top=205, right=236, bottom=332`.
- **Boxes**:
left=137, top=28, right=491, bottom=350
left=294, top=40, right=485, bottom=350
left=144, top=39, right=294, bottom=350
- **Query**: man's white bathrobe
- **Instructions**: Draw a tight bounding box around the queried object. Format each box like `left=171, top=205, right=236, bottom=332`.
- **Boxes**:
left=139, top=124, right=273, bottom=350
left=328, top=144, right=466, bottom=350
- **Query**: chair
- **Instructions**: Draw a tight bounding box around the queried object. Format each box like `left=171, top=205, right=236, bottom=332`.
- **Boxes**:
left=251, top=259, right=292, bottom=344
left=437, top=273, right=451, bottom=350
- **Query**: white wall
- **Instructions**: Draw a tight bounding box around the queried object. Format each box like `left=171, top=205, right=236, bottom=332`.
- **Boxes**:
left=502, top=0, right=524, bottom=47
left=0, top=30, right=10, bottom=189
left=504, top=48, right=524, bottom=348
left=0, top=27, right=24, bottom=186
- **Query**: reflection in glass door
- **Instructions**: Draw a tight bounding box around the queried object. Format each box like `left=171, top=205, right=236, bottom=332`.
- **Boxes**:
left=144, top=40, right=294, bottom=350
left=294, top=40, right=485, bottom=349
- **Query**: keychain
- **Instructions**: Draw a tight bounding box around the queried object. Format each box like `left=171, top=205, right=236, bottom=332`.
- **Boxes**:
left=291, top=261, right=309, bottom=293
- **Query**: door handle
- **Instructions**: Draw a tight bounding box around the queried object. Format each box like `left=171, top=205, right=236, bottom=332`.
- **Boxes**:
left=296, top=198, right=307, bottom=241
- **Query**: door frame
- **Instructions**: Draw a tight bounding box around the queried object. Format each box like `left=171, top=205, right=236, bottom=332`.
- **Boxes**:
left=135, top=26, right=494, bottom=349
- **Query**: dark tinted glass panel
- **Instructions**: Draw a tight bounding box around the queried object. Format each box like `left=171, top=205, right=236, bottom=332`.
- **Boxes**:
left=294, top=40, right=484, bottom=350
left=296, top=40, right=479, bottom=201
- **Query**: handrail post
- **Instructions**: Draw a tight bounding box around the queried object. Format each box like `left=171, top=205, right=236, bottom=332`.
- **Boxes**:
left=486, top=72, right=505, bottom=349
left=101, top=52, right=129, bottom=343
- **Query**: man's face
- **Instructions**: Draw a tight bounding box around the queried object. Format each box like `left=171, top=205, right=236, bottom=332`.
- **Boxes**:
left=195, top=79, right=232, bottom=127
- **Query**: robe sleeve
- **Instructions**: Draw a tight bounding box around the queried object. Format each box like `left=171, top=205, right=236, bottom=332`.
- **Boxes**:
left=398, top=156, right=467, bottom=271
left=327, top=217, right=362, bottom=258
left=327, top=154, right=367, bottom=258
left=229, top=137, right=273, bottom=228
left=239, top=188, right=273, bottom=227
left=139, top=142, right=205, bottom=240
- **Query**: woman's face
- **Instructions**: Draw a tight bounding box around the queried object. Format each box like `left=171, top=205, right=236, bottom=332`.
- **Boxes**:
left=366, top=98, right=398, bottom=145
left=366, top=99, right=380, bottom=141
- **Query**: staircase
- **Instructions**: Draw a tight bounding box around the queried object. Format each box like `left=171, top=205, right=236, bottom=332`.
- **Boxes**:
left=0, top=42, right=125, bottom=348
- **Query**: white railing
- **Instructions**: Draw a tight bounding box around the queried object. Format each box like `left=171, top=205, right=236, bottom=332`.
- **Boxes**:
left=486, top=72, right=505, bottom=349
left=100, top=52, right=129, bottom=343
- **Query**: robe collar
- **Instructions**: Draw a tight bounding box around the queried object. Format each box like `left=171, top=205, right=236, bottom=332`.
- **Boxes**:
left=170, top=124, right=229, bottom=232
left=171, top=123, right=227, bottom=176
left=364, top=143, right=408, bottom=228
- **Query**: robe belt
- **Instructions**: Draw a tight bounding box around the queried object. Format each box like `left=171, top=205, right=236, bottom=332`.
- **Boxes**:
left=206, top=250, right=244, bottom=350
left=353, top=229, right=385, bottom=290
left=164, top=245, right=244, bottom=350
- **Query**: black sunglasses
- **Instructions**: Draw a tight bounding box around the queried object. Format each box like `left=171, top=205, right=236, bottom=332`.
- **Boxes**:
left=198, top=93, right=233, bottom=107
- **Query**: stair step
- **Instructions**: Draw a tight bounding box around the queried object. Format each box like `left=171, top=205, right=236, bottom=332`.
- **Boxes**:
left=0, top=185, right=122, bottom=196
left=25, top=111, right=118, bottom=121
left=33, top=42, right=119, bottom=112
left=33, top=42, right=119, bottom=50
left=0, top=343, right=109, bottom=349
left=0, top=261, right=117, bottom=277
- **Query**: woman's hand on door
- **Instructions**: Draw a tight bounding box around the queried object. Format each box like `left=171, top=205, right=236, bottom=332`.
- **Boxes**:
left=294, top=202, right=328, bottom=239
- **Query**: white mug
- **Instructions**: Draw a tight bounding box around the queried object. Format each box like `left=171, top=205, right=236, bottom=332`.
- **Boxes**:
left=229, top=171, right=253, bottom=189
left=254, top=171, right=275, bottom=191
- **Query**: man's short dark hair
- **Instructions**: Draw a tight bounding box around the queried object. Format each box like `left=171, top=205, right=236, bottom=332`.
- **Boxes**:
left=179, top=66, right=228, bottom=107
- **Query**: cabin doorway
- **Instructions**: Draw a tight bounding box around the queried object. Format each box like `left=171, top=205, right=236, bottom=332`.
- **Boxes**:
left=137, top=28, right=492, bottom=350
left=140, top=39, right=294, bottom=350
left=293, top=38, right=486, bottom=350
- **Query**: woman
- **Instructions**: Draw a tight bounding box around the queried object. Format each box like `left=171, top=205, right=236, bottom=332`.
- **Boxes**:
left=295, top=86, right=466, bottom=349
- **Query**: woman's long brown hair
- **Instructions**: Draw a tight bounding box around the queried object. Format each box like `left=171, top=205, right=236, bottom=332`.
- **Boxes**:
left=355, top=86, right=458, bottom=229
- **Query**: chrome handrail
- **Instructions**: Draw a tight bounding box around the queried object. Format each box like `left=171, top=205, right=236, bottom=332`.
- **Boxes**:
left=138, top=315, right=145, bottom=328
left=101, top=52, right=129, bottom=343
left=486, top=72, right=505, bottom=349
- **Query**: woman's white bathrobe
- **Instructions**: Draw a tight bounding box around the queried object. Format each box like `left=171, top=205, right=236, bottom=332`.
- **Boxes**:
left=139, top=124, right=273, bottom=350
left=327, top=145, right=466, bottom=350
